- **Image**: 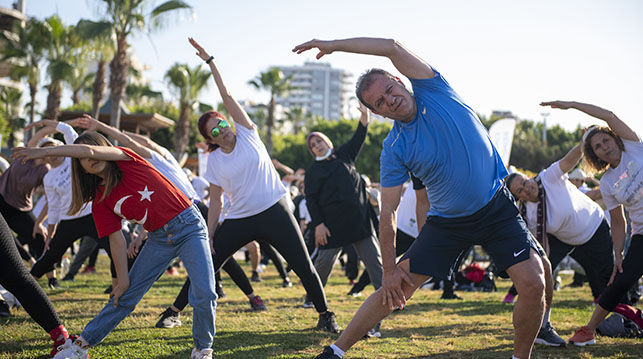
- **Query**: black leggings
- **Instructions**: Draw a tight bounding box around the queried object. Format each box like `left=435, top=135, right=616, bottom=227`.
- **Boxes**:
left=0, top=194, right=44, bottom=260
left=598, top=234, right=643, bottom=312
left=258, top=240, right=289, bottom=280
left=0, top=212, right=61, bottom=332
left=174, top=197, right=328, bottom=313
left=30, top=214, right=115, bottom=279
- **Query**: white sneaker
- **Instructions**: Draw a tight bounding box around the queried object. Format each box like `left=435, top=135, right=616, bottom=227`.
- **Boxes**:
left=191, top=348, right=213, bottom=359
left=52, top=339, right=89, bottom=359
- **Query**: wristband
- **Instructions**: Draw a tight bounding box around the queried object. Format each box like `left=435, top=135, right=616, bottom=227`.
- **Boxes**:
left=205, top=55, right=214, bottom=64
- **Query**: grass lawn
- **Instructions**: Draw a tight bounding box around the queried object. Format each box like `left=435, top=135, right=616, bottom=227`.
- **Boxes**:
left=1, top=256, right=641, bottom=358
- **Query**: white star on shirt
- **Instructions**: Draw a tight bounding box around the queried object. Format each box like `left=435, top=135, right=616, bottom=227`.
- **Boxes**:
left=138, top=186, right=154, bottom=202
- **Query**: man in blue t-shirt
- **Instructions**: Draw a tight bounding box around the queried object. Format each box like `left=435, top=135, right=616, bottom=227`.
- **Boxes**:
left=294, top=37, right=551, bottom=359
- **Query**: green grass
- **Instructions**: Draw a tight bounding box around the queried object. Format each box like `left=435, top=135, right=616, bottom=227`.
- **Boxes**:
left=1, top=256, right=642, bottom=358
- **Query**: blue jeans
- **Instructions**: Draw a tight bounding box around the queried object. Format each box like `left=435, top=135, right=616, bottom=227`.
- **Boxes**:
left=81, top=205, right=217, bottom=349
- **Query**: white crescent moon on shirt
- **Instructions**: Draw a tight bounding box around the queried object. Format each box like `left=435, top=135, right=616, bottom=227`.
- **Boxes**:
left=114, top=195, right=148, bottom=225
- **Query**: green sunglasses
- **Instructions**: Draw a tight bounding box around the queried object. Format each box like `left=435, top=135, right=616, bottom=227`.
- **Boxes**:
left=210, top=119, right=229, bottom=138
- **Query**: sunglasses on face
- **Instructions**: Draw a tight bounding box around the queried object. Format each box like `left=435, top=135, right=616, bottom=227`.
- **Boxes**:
left=210, top=120, right=229, bottom=138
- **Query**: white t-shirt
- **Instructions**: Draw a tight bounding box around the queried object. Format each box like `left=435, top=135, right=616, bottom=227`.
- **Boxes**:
left=192, top=176, right=210, bottom=202
left=600, top=138, right=643, bottom=235
left=147, top=151, right=198, bottom=202
left=299, top=198, right=311, bottom=223
left=45, top=122, right=92, bottom=225
left=204, top=124, right=287, bottom=219
left=524, top=161, right=604, bottom=246
left=396, top=183, right=420, bottom=238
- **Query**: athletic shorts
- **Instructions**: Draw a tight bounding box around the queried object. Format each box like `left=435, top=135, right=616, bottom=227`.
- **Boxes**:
left=400, top=185, right=544, bottom=280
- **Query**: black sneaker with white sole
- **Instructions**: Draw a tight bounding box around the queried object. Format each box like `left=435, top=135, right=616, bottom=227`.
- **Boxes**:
left=317, top=311, right=341, bottom=333
left=535, top=322, right=566, bottom=347
left=314, top=346, right=342, bottom=359
left=155, top=308, right=182, bottom=328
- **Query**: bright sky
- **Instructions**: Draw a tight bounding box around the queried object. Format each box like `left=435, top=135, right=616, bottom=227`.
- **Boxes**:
left=19, top=0, right=643, bottom=135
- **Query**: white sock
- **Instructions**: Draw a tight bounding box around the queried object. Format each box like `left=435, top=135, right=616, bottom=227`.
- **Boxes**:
left=541, top=308, right=551, bottom=329
left=330, top=344, right=345, bottom=358
left=512, top=356, right=523, bottom=359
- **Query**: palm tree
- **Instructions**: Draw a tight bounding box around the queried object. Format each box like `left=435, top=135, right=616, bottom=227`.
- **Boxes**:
left=0, top=18, right=48, bottom=127
left=248, top=67, right=293, bottom=155
left=0, top=87, right=24, bottom=148
left=165, top=63, right=210, bottom=155
left=78, top=0, right=192, bottom=130
left=285, top=106, right=312, bottom=135
left=43, top=15, right=75, bottom=120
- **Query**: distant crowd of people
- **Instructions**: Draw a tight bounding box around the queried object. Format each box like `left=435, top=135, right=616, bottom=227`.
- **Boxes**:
left=0, top=36, right=640, bottom=359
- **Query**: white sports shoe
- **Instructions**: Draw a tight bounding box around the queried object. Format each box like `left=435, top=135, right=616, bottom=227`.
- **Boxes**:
left=191, top=348, right=213, bottom=359
left=52, top=339, right=89, bottom=359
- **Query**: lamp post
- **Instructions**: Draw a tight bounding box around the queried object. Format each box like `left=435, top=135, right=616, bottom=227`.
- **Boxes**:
left=540, top=112, right=550, bottom=146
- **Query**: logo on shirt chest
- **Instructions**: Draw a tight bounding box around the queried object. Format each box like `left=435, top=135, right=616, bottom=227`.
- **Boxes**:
left=113, top=186, right=155, bottom=225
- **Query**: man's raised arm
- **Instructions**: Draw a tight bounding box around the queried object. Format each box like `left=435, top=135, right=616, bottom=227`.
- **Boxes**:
left=293, top=37, right=434, bottom=80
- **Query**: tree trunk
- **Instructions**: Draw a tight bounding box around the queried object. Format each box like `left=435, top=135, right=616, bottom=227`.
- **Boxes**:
left=45, top=81, right=62, bottom=120
left=92, top=58, right=106, bottom=119
left=174, top=102, right=190, bottom=156
left=266, top=97, right=275, bottom=155
left=109, top=34, right=129, bottom=131
left=24, top=82, right=37, bottom=143
left=71, top=89, right=80, bottom=105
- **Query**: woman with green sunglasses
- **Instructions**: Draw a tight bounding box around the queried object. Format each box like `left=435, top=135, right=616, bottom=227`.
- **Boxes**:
left=178, top=37, right=341, bottom=333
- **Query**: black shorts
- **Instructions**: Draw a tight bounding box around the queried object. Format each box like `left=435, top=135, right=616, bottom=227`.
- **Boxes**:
left=400, top=185, right=543, bottom=280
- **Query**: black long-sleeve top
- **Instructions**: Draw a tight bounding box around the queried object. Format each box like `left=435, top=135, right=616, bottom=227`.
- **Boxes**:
left=305, top=122, right=377, bottom=249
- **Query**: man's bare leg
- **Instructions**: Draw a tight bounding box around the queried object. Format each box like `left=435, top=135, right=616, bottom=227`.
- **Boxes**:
left=505, top=249, right=546, bottom=358
left=335, top=259, right=429, bottom=351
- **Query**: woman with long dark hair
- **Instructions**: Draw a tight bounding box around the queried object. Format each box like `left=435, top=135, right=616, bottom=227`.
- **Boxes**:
left=12, top=131, right=217, bottom=359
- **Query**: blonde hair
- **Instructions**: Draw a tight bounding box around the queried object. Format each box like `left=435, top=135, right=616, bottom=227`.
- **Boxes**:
left=68, top=132, right=122, bottom=215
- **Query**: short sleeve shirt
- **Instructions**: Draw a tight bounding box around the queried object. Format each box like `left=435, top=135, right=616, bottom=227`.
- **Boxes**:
left=380, top=69, right=507, bottom=217
left=92, top=147, right=191, bottom=237
left=203, top=125, right=287, bottom=219
left=600, top=139, right=643, bottom=235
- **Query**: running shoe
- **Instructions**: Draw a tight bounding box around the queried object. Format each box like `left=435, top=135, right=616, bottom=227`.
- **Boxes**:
left=48, top=278, right=61, bottom=290
left=191, top=348, right=213, bottom=359
left=303, top=296, right=314, bottom=308
left=314, top=346, right=342, bottom=359
left=535, top=322, right=566, bottom=347
left=215, top=283, right=226, bottom=298
left=282, top=278, right=293, bottom=288
left=502, top=293, right=515, bottom=304
left=317, top=311, right=341, bottom=333
left=249, top=295, right=267, bottom=311
left=167, top=266, right=178, bottom=276
left=251, top=271, right=262, bottom=282
left=155, top=308, right=182, bottom=328
left=52, top=338, right=88, bottom=359
left=568, top=325, right=596, bottom=346
left=0, top=300, right=10, bottom=317
left=62, top=273, right=75, bottom=282
left=441, top=292, right=463, bottom=300
left=364, top=321, right=382, bottom=338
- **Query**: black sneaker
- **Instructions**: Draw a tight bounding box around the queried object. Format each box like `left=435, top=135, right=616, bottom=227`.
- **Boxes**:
left=249, top=295, right=267, bottom=311
left=0, top=300, right=10, bottom=317
left=215, top=283, right=226, bottom=298
left=251, top=271, right=262, bottom=282
left=303, top=295, right=314, bottom=308
left=363, top=321, right=382, bottom=338
left=535, top=322, right=566, bottom=347
left=62, top=273, right=75, bottom=282
left=317, top=311, right=341, bottom=333
left=48, top=278, right=61, bottom=289
left=155, top=308, right=182, bottom=328
left=314, top=346, right=341, bottom=359
left=440, top=292, right=462, bottom=300
left=104, top=285, right=112, bottom=294
left=282, top=278, right=292, bottom=288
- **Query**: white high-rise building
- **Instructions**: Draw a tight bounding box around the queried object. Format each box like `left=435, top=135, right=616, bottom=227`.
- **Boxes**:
left=277, top=62, right=352, bottom=120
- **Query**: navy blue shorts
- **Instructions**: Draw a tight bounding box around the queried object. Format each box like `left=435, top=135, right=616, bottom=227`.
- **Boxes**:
left=400, top=185, right=543, bottom=280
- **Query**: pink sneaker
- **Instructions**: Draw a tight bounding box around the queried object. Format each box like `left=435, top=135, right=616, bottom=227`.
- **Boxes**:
left=568, top=325, right=596, bottom=346
left=503, top=293, right=515, bottom=304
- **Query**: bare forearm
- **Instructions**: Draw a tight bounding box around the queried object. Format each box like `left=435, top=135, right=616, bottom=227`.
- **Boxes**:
left=109, top=233, right=130, bottom=283
left=611, top=218, right=626, bottom=257
left=379, top=213, right=398, bottom=272
left=558, top=144, right=582, bottom=173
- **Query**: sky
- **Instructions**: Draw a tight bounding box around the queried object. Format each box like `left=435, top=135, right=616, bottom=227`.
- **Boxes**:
left=14, top=0, right=643, bottom=136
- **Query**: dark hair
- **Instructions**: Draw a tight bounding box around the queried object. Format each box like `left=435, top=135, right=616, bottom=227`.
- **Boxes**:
left=581, top=126, right=625, bottom=174
left=355, top=68, right=398, bottom=111
left=504, top=172, right=521, bottom=191
left=197, top=110, right=227, bottom=152
left=68, top=132, right=122, bottom=215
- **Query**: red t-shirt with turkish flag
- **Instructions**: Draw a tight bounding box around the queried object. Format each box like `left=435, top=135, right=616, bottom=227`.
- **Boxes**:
left=92, top=147, right=192, bottom=238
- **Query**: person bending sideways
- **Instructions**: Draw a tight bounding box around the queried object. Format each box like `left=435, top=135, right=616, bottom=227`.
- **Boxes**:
left=293, top=37, right=548, bottom=359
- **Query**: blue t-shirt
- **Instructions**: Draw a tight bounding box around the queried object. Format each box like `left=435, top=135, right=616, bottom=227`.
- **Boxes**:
left=380, top=69, right=507, bottom=218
